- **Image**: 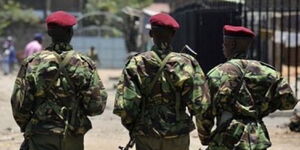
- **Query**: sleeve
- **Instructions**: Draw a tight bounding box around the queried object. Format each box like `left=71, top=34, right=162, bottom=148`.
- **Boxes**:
left=113, top=58, right=142, bottom=130
left=81, top=69, right=108, bottom=116
left=197, top=70, right=221, bottom=145
left=181, top=58, right=212, bottom=145
left=269, top=76, right=298, bottom=112
left=10, top=63, right=34, bottom=132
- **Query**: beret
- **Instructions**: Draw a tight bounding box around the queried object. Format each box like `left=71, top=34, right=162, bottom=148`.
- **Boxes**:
left=150, top=13, right=180, bottom=30
left=46, top=11, right=77, bottom=28
left=223, top=25, right=255, bottom=38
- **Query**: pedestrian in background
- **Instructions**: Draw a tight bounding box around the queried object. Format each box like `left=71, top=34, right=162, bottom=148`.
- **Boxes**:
left=113, top=13, right=210, bottom=150
left=11, top=11, right=107, bottom=150
left=87, top=46, right=100, bottom=67
left=2, top=36, right=17, bottom=75
left=199, top=25, right=298, bottom=150
left=23, top=33, right=43, bottom=58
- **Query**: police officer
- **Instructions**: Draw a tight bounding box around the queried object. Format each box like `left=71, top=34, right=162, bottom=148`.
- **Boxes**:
left=199, top=25, right=298, bottom=150
left=113, top=13, right=210, bottom=150
left=87, top=46, right=100, bottom=67
left=11, top=11, right=107, bottom=150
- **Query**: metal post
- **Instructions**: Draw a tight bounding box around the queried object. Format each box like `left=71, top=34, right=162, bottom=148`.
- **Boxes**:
left=280, top=0, right=284, bottom=74
left=257, top=0, right=262, bottom=60
left=250, top=0, right=255, bottom=58
left=272, top=0, right=277, bottom=67
left=287, top=0, right=291, bottom=84
left=296, top=0, right=299, bottom=97
left=243, top=0, right=247, bottom=27
left=266, top=0, right=269, bottom=63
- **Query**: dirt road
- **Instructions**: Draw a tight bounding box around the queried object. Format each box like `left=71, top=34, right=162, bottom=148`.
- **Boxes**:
left=0, top=69, right=299, bottom=150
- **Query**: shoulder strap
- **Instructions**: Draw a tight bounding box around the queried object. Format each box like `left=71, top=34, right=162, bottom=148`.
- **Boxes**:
left=48, top=51, right=76, bottom=91
left=59, top=51, right=76, bottom=90
left=145, top=51, right=174, bottom=96
left=26, top=51, right=77, bottom=135
left=140, top=51, right=174, bottom=123
left=54, top=51, right=78, bottom=130
left=148, top=52, right=182, bottom=121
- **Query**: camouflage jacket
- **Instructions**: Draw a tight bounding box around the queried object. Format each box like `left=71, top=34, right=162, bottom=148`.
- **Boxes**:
left=113, top=46, right=210, bottom=138
left=200, top=55, right=298, bottom=150
left=11, top=42, right=107, bottom=135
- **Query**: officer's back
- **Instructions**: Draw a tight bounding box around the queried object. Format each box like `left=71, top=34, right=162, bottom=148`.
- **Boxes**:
left=11, top=11, right=107, bottom=150
left=200, top=25, right=298, bottom=150
left=114, top=13, right=210, bottom=150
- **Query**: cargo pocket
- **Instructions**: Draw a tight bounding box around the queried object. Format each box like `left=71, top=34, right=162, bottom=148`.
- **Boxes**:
left=218, top=120, right=245, bottom=148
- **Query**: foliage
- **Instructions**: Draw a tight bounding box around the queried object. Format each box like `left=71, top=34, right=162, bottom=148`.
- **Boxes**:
left=85, top=0, right=153, bottom=13
left=83, top=0, right=152, bottom=37
left=82, top=0, right=153, bottom=52
left=0, top=0, right=39, bottom=35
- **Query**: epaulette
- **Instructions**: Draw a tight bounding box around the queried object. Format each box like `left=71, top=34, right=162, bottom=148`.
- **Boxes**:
left=259, top=61, right=276, bottom=71
left=79, top=53, right=97, bottom=70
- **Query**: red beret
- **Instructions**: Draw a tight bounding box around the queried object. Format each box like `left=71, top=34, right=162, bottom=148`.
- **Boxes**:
left=223, top=25, right=255, bottom=38
left=46, top=11, right=77, bottom=28
left=149, top=13, right=180, bottom=30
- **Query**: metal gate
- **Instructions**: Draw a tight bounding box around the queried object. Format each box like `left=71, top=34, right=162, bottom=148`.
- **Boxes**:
left=171, top=0, right=300, bottom=97
left=243, top=0, right=300, bottom=97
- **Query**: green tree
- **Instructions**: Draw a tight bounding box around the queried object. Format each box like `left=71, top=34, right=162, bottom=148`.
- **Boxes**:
left=83, top=0, right=153, bottom=52
left=0, top=0, right=39, bottom=35
left=85, top=0, right=152, bottom=13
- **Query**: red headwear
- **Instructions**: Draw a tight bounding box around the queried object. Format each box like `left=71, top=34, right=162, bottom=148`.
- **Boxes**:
left=149, top=13, right=180, bottom=30
left=46, top=11, right=77, bottom=28
left=223, top=25, right=255, bottom=38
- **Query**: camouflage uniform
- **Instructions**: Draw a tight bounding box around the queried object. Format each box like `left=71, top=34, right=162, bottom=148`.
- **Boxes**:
left=11, top=42, right=107, bottom=150
left=113, top=46, right=210, bottom=150
left=199, top=53, right=298, bottom=150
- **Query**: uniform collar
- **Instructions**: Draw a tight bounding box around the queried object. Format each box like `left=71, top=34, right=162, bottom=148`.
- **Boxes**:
left=45, top=42, right=73, bottom=54
left=151, top=45, right=172, bottom=58
left=228, top=52, right=247, bottom=60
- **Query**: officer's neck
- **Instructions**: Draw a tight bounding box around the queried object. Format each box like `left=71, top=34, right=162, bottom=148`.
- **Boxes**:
left=228, top=51, right=248, bottom=60
left=52, top=38, right=71, bottom=44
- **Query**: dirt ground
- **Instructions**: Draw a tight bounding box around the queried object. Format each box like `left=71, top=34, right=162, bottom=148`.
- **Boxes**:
left=0, top=69, right=300, bottom=150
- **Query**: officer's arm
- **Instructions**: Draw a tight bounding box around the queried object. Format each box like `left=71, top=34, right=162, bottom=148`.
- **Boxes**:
left=81, top=69, right=107, bottom=116
left=113, top=58, right=142, bottom=130
left=197, top=73, right=222, bottom=145
left=182, top=59, right=212, bottom=145
left=11, top=63, right=34, bottom=132
left=270, top=77, right=298, bottom=111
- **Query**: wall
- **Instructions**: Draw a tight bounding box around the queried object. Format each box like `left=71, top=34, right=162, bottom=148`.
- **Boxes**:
left=71, top=36, right=127, bottom=69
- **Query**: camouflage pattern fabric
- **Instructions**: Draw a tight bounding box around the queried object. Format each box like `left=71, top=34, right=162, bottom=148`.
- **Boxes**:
left=200, top=54, right=298, bottom=150
left=11, top=42, right=107, bottom=135
left=135, top=134, right=190, bottom=150
left=113, top=46, right=210, bottom=138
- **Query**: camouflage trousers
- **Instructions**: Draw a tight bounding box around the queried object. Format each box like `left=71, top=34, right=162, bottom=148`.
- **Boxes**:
left=207, top=146, right=267, bottom=150
left=28, top=134, right=84, bottom=150
left=135, top=134, right=190, bottom=150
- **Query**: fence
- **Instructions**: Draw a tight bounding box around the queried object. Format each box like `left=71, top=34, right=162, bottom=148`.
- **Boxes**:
left=171, top=0, right=300, bottom=97
left=71, top=36, right=127, bottom=69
